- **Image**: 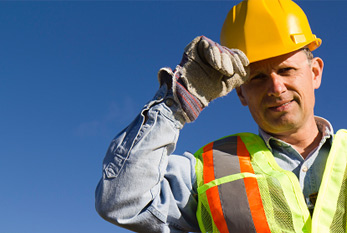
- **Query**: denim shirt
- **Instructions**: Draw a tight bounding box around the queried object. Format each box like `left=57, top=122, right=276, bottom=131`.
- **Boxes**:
left=95, top=85, right=334, bottom=232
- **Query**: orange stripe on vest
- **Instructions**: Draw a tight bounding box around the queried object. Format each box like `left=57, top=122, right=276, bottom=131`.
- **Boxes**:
left=202, top=142, right=230, bottom=233
left=237, top=136, right=271, bottom=233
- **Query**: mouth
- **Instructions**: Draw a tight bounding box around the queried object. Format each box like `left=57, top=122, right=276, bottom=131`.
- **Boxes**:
left=268, top=100, right=294, bottom=112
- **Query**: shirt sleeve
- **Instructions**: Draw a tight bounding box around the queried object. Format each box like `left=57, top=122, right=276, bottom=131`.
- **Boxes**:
left=95, top=83, right=200, bottom=233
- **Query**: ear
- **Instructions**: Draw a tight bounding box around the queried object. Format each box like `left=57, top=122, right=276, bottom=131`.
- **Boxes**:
left=236, top=86, right=248, bottom=106
left=311, top=57, right=324, bottom=89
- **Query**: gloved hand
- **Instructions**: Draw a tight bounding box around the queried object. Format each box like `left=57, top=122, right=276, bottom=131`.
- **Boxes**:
left=158, top=36, right=249, bottom=123
left=177, top=36, right=250, bottom=107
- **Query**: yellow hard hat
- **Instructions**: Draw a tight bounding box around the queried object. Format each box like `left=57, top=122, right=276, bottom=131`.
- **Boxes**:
left=220, top=0, right=322, bottom=63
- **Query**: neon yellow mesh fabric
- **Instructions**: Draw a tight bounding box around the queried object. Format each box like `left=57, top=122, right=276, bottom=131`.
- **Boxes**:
left=256, top=173, right=296, bottom=233
left=252, top=151, right=298, bottom=233
left=329, top=166, right=347, bottom=232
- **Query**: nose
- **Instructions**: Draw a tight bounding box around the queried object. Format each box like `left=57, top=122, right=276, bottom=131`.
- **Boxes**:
left=267, top=73, right=287, bottom=97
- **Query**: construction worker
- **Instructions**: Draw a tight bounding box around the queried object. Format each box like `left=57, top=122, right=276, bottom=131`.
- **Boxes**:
left=95, top=0, right=347, bottom=232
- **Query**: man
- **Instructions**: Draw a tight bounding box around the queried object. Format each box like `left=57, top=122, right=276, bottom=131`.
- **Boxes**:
left=95, top=0, right=347, bottom=232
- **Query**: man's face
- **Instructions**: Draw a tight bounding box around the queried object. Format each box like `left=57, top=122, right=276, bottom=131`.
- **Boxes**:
left=236, top=50, right=324, bottom=136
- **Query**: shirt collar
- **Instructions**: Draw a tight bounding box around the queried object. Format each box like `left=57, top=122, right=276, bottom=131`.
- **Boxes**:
left=259, top=116, right=334, bottom=152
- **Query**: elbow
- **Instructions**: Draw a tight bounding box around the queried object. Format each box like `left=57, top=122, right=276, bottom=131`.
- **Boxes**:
left=95, top=201, right=118, bottom=225
left=95, top=194, right=147, bottom=231
left=95, top=180, right=136, bottom=227
left=95, top=193, right=125, bottom=227
left=95, top=181, right=121, bottom=225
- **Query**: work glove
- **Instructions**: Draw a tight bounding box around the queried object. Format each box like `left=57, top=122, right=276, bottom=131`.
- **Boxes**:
left=178, top=36, right=249, bottom=106
left=158, top=36, right=249, bottom=122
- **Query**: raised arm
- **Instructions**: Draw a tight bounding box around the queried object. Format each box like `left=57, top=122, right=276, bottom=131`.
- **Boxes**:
left=95, top=36, right=249, bottom=232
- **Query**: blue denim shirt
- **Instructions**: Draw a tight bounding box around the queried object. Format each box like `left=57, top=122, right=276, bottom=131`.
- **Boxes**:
left=95, top=84, right=334, bottom=232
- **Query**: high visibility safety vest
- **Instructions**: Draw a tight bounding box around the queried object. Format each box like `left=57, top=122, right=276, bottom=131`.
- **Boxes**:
left=194, top=130, right=347, bottom=233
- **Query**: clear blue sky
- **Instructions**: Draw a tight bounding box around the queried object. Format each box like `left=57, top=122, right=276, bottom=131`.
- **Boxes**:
left=1, top=1, right=346, bottom=233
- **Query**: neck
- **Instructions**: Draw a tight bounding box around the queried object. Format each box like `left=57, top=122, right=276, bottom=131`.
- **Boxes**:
left=270, top=118, right=322, bottom=159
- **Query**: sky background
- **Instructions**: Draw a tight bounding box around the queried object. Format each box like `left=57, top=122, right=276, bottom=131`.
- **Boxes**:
left=1, top=1, right=346, bottom=233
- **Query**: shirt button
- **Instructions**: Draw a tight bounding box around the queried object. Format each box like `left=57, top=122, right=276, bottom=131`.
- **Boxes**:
left=165, top=98, right=174, bottom=107
left=302, top=166, right=308, bottom=172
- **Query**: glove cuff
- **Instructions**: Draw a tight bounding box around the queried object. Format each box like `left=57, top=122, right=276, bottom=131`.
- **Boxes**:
left=173, top=69, right=203, bottom=122
left=158, top=67, right=204, bottom=123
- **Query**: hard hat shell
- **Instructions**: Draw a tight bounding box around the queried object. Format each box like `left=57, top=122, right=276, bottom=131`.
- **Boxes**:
left=220, top=0, right=322, bottom=63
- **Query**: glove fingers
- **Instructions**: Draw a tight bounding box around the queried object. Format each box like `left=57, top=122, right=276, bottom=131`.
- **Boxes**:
left=232, top=53, right=247, bottom=77
left=236, top=49, right=250, bottom=67
left=199, top=39, right=221, bottom=70
left=200, top=38, right=236, bottom=76
left=218, top=52, right=235, bottom=76
left=200, top=37, right=249, bottom=78
left=225, top=48, right=249, bottom=77
left=210, top=44, right=223, bottom=70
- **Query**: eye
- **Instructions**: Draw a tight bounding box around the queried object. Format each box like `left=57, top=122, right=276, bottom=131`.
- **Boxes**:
left=250, top=73, right=267, bottom=81
left=278, top=67, right=296, bottom=75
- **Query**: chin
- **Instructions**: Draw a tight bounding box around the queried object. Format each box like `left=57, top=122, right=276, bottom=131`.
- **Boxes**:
left=260, top=119, right=300, bottom=135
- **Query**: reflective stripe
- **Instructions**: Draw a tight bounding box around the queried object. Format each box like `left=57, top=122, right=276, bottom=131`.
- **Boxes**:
left=198, top=173, right=259, bottom=194
left=237, top=136, right=271, bottom=233
left=213, top=136, right=256, bottom=233
left=202, top=142, right=229, bottom=233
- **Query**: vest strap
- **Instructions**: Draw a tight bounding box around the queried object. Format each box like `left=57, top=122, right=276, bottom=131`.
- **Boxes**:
left=312, top=129, right=347, bottom=232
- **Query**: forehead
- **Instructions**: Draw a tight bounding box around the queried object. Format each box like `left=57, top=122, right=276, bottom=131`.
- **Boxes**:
left=249, top=50, right=307, bottom=74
